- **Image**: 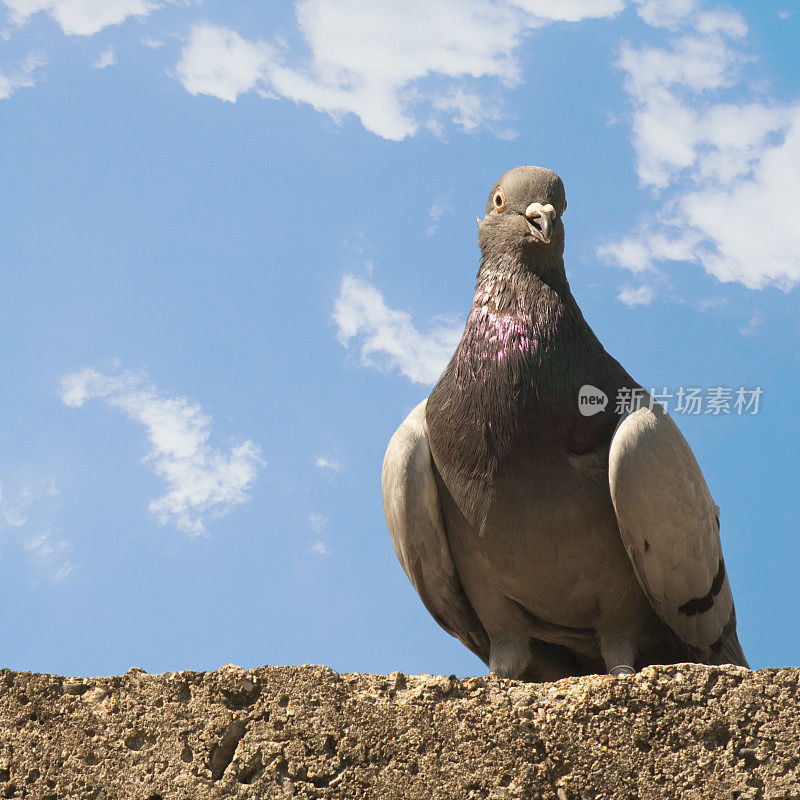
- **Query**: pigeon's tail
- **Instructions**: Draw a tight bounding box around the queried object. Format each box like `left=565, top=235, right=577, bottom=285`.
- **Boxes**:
left=706, top=609, right=749, bottom=668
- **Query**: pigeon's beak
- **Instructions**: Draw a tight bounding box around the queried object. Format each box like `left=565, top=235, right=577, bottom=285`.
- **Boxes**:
left=524, top=202, right=556, bottom=244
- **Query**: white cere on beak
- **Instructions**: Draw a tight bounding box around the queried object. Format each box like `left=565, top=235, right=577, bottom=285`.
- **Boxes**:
left=524, top=202, right=556, bottom=219
left=524, top=202, right=557, bottom=244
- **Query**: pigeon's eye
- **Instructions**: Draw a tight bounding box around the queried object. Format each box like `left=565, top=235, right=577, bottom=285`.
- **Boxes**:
left=493, top=190, right=507, bottom=212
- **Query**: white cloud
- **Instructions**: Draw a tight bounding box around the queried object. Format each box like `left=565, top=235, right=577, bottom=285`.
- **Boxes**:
left=0, top=50, right=46, bottom=100
left=333, top=274, right=462, bottom=385
left=309, top=540, right=330, bottom=557
left=3, top=0, right=162, bottom=36
left=618, top=284, right=655, bottom=306
left=175, top=23, right=274, bottom=104
left=618, top=34, right=791, bottom=189
left=599, top=227, right=703, bottom=275
left=619, top=34, right=738, bottom=97
left=694, top=9, right=748, bottom=38
left=777, top=10, right=792, bottom=20
left=634, top=0, right=747, bottom=36
left=599, top=226, right=703, bottom=274
left=60, top=366, right=264, bottom=536
left=603, top=12, right=800, bottom=291
left=173, top=0, right=624, bottom=140
left=315, top=456, right=344, bottom=474
left=175, top=5, right=523, bottom=138
left=141, top=34, right=164, bottom=48
left=277, top=0, right=527, bottom=139
left=511, top=0, right=625, bottom=21
left=92, top=46, right=116, bottom=69
left=598, top=237, right=654, bottom=274
left=634, top=0, right=696, bottom=28
left=681, top=109, right=800, bottom=289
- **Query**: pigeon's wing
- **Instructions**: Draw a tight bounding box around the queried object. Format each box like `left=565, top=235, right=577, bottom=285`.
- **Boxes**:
left=382, top=400, right=490, bottom=663
left=608, top=402, right=737, bottom=652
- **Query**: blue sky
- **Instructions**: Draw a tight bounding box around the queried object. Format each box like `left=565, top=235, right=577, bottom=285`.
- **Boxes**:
left=0, top=0, right=798, bottom=678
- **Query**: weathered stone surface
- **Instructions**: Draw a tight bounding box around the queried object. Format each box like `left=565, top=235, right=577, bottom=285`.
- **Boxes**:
left=0, top=663, right=797, bottom=799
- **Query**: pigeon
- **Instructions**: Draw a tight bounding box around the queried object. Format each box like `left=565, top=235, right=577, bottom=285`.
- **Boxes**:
left=381, top=166, right=747, bottom=680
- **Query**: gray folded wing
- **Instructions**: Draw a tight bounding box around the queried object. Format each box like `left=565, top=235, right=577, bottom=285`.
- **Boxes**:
left=381, top=400, right=490, bottom=663
left=608, top=402, right=735, bottom=649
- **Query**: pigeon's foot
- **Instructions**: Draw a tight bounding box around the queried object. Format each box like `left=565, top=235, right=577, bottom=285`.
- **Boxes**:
left=600, top=636, right=637, bottom=677
left=489, top=635, right=531, bottom=679
left=609, top=664, right=636, bottom=676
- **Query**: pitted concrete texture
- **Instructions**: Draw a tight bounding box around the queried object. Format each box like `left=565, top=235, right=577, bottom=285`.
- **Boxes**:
left=0, top=663, right=797, bottom=799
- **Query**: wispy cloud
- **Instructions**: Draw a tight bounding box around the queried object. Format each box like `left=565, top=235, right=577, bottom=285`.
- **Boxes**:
left=0, top=50, right=46, bottom=100
left=739, top=314, right=763, bottom=337
left=427, top=201, right=453, bottom=236
left=309, top=540, right=330, bottom=557
left=0, top=479, right=58, bottom=527
left=333, top=274, right=462, bottom=385
left=174, top=0, right=625, bottom=140
left=602, top=3, right=800, bottom=291
left=599, top=229, right=704, bottom=275
left=92, top=46, right=116, bottom=69
left=24, top=528, right=76, bottom=582
left=60, top=366, right=265, bottom=536
left=141, top=34, right=164, bottom=48
left=0, top=479, right=71, bottom=582
left=315, top=455, right=344, bottom=474
left=3, top=0, right=163, bottom=36
left=308, top=512, right=328, bottom=533
left=697, top=295, right=728, bottom=312
left=308, top=514, right=330, bottom=556
left=618, top=284, right=656, bottom=306
left=633, top=0, right=747, bottom=35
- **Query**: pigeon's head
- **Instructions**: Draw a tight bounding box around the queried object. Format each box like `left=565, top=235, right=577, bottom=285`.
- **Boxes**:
left=478, top=166, right=567, bottom=258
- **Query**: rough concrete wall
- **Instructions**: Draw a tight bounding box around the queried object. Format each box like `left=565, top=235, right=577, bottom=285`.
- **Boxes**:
left=0, top=663, right=797, bottom=799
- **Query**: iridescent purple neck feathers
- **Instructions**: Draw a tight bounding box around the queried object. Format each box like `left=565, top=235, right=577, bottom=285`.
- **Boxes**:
left=452, top=257, right=573, bottom=390
left=426, top=249, right=626, bottom=490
